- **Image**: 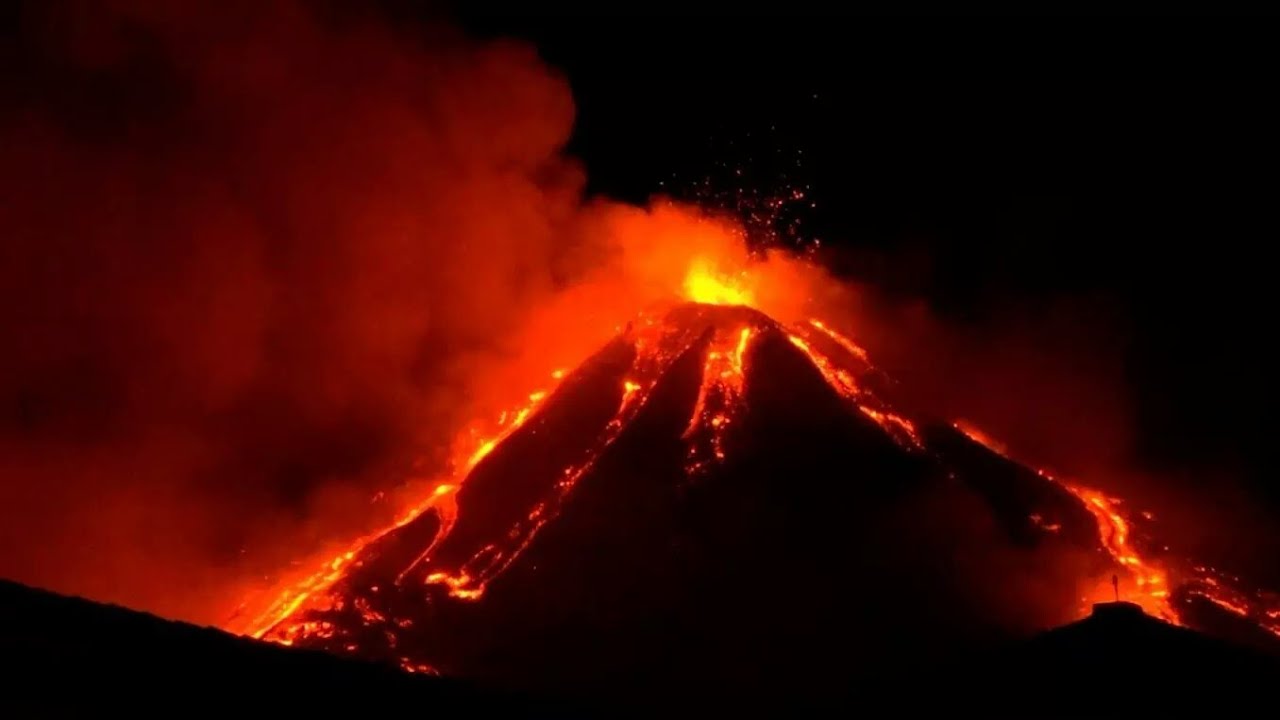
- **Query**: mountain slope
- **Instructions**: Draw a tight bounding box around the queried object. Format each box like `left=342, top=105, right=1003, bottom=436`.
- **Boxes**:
left=237, top=302, right=1280, bottom=701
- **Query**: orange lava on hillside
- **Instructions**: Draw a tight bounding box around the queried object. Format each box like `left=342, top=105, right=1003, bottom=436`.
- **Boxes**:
left=236, top=369, right=565, bottom=640
left=230, top=215, right=1280, bottom=658
left=953, top=420, right=1280, bottom=634
left=1061, top=481, right=1175, bottom=621
left=953, top=420, right=1174, bottom=619
left=683, top=325, right=757, bottom=475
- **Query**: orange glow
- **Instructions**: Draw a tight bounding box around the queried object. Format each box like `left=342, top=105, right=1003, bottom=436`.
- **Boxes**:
left=857, top=406, right=924, bottom=449
left=952, top=420, right=1010, bottom=457
left=242, top=313, right=693, bottom=644
left=785, top=334, right=860, bottom=399
left=414, top=320, right=688, bottom=604
left=1189, top=588, right=1251, bottom=618
left=14, top=0, right=1279, bottom=666
left=953, top=420, right=1175, bottom=620
left=682, top=258, right=755, bottom=306
left=808, top=319, right=869, bottom=362
left=460, top=378, right=558, bottom=473
left=234, top=369, right=567, bottom=639
left=953, top=419, right=1280, bottom=634
left=684, top=326, right=757, bottom=475
left=228, top=217, right=1280, bottom=662
left=782, top=327, right=921, bottom=450
left=1062, top=481, right=1176, bottom=621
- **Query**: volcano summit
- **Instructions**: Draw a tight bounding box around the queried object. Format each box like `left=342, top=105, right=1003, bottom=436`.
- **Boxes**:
left=235, top=296, right=1280, bottom=700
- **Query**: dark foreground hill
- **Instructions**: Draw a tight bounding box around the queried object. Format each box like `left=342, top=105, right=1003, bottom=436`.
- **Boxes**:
left=0, top=578, right=566, bottom=713
left=2, top=578, right=1275, bottom=714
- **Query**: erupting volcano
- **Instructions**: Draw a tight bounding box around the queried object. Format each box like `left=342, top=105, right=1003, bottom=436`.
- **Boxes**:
left=8, top=2, right=1280, bottom=710
left=227, top=255, right=1280, bottom=697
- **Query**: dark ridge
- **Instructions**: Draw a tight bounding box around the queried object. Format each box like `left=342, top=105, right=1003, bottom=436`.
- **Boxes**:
left=0, top=578, right=575, bottom=713
left=925, top=422, right=1100, bottom=548
left=3, top=578, right=1276, bottom=713
left=986, top=601, right=1280, bottom=711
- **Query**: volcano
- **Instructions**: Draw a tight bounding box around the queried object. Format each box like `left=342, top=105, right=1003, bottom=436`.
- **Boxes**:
left=235, top=299, right=1280, bottom=701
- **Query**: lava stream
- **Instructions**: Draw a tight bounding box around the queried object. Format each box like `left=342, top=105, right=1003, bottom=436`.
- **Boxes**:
left=953, top=420, right=1280, bottom=635
left=406, top=315, right=708, bottom=601
left=233, top=263, right=1280, bottom=653
left=784, top=324, right=923, bottom=450
left=235, top=369, right=565, bottom=639
left=683, top=325, right=757, bottom=475
left=250, top=315, right=702, bottom=645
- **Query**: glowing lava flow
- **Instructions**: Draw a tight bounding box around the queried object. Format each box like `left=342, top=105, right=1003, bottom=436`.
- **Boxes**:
left=1060, top=482, right=1176, bottom=621
left=1183, top=568, right=1280, bottom=638
left=419, top=336, right=678, bottom=602
left=245, top=315, right=707, bottom=648
left=952, top=420, right=1280, bottom=635
left=683, top=326, right=757, bottom=475
left=952, top=420, right=1176, bottom=620
left=235, top=298, right=932, bottom=644
left=235, top=254, right=1280, bottom=659
left=784, top=324, right=923, bottom=450
left=785, top=333, right=861, bottom=398
left=234, top=371, right=565, bottom=639
left=808, top=318, right=869, bottom=362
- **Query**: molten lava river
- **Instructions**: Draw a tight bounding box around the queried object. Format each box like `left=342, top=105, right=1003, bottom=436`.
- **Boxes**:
left=225, top=250, right=1280, bottom=679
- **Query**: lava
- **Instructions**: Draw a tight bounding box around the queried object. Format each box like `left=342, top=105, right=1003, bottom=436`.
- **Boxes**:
left=1059, top=480, right=1176, bottom=621
left=233, top=251, right=1280, bottom=664
left=953, top=420, right=1280, bottom=636
left=808, top=318, right=870, bottom=362
left=236, top=368, right=566, bottom=639
left=782, top=325, right=922, bottom=450
left=784, top=334, right=861, bottom=398
left=683, top=325, right=757, bottom=475
left=243, top=314, right=705, bottom=645
left=953, top=420, right=1174, bottom=619
left=683, top=258, right=755, bottom=307
left=422, top=364, right=667, bottom=603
